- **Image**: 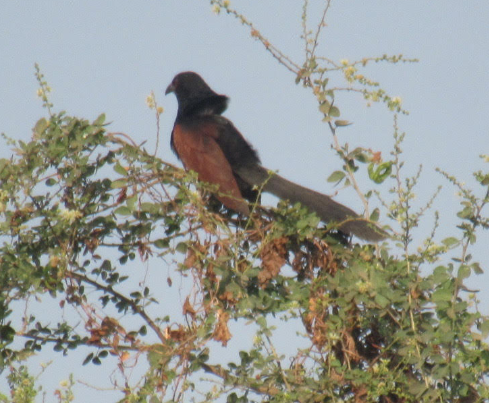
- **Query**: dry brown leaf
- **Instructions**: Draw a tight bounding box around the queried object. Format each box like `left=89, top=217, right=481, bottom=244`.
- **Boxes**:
left=120, top=351, right=130, bottom=362
left=116, top=187, right=127, bottom=204
left=87, top=317, right=122, bottom=345
left=138, top=242, right=152, bottom=261
left=258, top=237, right=288, bottom=286
left=205, top=262, right=217, bottom=283
left=343, top=329, right=361, bottom=363
left=212, top=309, right=231, bottom=346
left=164, top=325, right=187, bottom=342
left=291, top=239, right=336, bottom=279
left=304, top=295, right=329, bottom=349
left=184, top=248, right=197, bottom=268
left=371, top=150, right=382, bottom=163
left=85, top=228, right=102, bottom=253
left=183, top=296, right=197, bottom=320
left=353, top=384, right=368, bottom=403
left=219, top=290, right=238, bottom=305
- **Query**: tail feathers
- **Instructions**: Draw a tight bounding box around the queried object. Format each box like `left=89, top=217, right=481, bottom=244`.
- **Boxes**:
left=235, top=164, right=387, bottom=242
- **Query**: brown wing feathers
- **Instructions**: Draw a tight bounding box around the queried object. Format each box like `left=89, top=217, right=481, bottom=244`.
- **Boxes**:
left=166, top=71, right=387, bottom=242
left=171, top=121, right=250, bottom=215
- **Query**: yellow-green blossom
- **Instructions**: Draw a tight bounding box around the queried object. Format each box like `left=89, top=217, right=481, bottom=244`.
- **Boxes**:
left=60, top=209, right=83, bottom=224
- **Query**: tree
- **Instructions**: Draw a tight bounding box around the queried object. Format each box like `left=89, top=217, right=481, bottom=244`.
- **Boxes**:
left=1, top=2, right=489, bottom=402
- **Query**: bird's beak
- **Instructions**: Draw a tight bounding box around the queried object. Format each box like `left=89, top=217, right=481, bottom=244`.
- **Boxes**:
left=165, top=83, right=175, bottom=95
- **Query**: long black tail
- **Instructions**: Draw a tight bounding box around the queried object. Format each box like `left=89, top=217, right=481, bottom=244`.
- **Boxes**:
left=236, top=164, right=387, bottom=242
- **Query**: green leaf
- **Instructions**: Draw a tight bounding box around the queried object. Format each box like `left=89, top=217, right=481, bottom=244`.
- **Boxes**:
left=374, top=293, right=390, bottom=308
left=446, top=307, right=456, bottom=319
left=154, top=238, right=169, bottom=249
left=471, top=262, right=483, bottom=274
left=441, top=237, right=460, bottom=248
left=457, top=205, right=473, bottom=219
left=33, top=118, right=48, bottom=135
left=0, top=158, right=9, bottom=173
left=480, top=318, right=489, bottom=337
left=319, top=101, right=331, bottom=115
left=354, top=153, right=369, bottom=163
left=140, top=202, right=160, bottom=214
left=114, top=206, right=132, bottom=216
left=334, top=120, right=352, bottom=127
left=114, top=162, right=128, bottom=176
left=368, top=161, right=393, bottom=184
left=327, top=171, right=346, bottom=184
left=227, top=393, right=238, bottom=403
left=256, top=316, right=267, bottom=328
left=176, top=242, right=188, bottom=254
left=308, top=214, right=320, bottom=227
left=111, top=179, right=127, bottom=189
left=433, top=266, right=450, bottom=283
left=479, top=174, right=489, bottom=185
left=432, top=287, right=452, bottom=303
left=457, top=265, right=471, bottom=280
left=348, top=148, right=367, bottom=163
left=0, top=325, right=15, bottom=343
left=408, top=379, right=428, bottom=396
left=126, top=194, right=137, bottom=210
left=370, top=208, right=380, bottom=222
left=93, top=113, right=106, bottom=126
left=83, top=353, right=94, bottom=366
left=329, top=106, right=340, bottom=117
left=297, top=218, right=309, bottom=229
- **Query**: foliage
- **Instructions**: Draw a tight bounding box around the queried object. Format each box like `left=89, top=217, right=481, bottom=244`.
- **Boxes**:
left=0, top=107, right=488, bottom=403
left=0, top=365, right=38, bottom=403
left=1, top=2, right=489, bottom=403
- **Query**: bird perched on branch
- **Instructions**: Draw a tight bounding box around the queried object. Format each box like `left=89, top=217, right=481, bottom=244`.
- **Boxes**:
left=165, top=71, right=386, bottom=242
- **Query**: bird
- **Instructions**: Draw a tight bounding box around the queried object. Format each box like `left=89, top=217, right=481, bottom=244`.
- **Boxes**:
left=165, top=71, right=386, bottom=242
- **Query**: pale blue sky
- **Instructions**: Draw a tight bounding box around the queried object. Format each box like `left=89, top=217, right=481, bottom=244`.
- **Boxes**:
left=1, top=1, right=488, bottom=401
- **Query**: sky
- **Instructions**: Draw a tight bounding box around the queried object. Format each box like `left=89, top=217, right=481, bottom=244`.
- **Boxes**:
left=1, top=0, right=488, bottom=401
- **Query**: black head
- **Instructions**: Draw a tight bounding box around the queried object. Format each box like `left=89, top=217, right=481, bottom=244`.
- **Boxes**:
left=166, top=72, right=229, bottom=118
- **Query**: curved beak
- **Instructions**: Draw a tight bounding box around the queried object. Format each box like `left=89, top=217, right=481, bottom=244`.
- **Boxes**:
left=165, top=83, right=175, bottom=95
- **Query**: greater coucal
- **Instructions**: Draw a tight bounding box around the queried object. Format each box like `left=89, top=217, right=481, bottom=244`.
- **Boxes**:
left=165, top=71, right=386, bottom=242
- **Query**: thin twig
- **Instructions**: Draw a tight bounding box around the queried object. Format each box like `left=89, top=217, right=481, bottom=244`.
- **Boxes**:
left=66, top=272, right=166, bottom=342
